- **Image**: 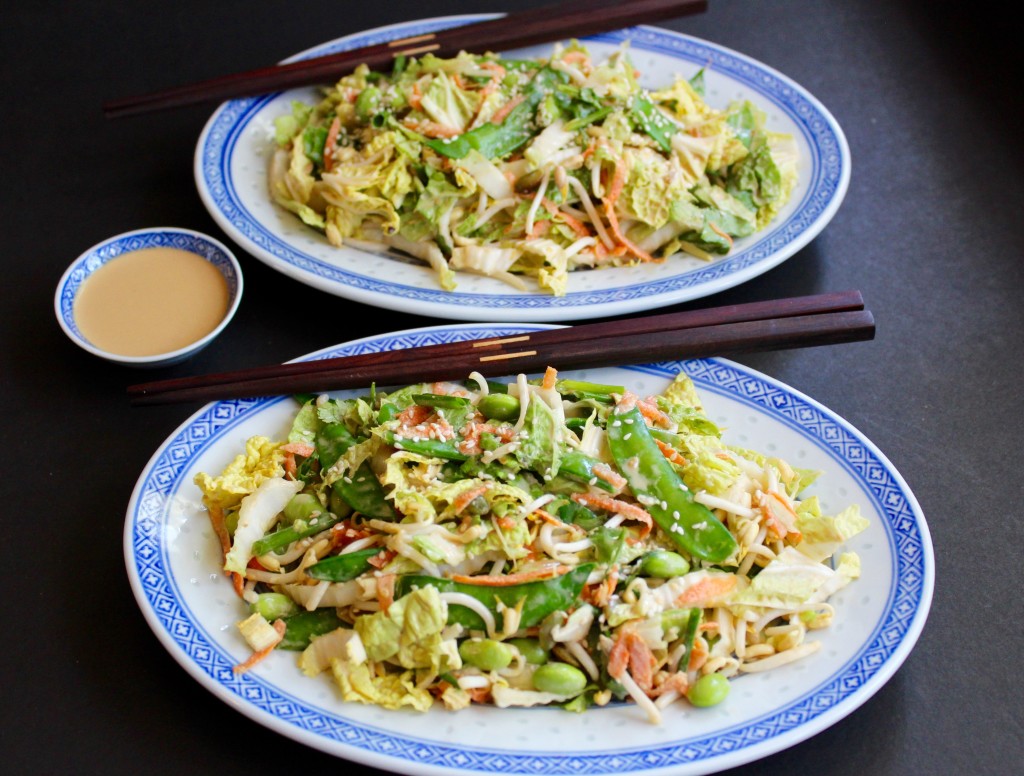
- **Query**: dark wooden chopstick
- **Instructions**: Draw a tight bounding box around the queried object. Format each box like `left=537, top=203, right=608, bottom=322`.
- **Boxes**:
left=103, top=0, right=707, bottom=118
left=127, top=291, right=873, bottom=406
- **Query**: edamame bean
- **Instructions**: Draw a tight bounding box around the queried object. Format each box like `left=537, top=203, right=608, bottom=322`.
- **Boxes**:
left=284, top=493, right=324, bottom=525
left=477, top=393, right=521, bottom=422
left=355, top=86, right=381, bottom=121
left=508, top=638, right=548, bottom=665
left=250, top=592, right=298, bottom=621
left=639, top=550, right=690, bottom=579
left=531, top=662, right=587, bottom=695
left=459, top=639, right=514, bottom=671
left=687, top=673, right=730, bottom=707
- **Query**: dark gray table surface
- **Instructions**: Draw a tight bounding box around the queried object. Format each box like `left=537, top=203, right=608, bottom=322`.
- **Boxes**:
left=3, top=1, right=1021, bottom=773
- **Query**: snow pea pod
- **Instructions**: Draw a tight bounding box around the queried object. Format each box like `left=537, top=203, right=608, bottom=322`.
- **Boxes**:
left=317, top=423, right=396, bottom=519
left=251, top=512, right=341, bottom=557
left=306, top=547, right=382, bottom=582
left=278, top=609, right=344, bottom=651
left=559, top=451, right=615, bottom=493
left=607, top=406, right=737, bottom=563
left=384, top=431, right=468, bottom=461
left=395, top=564, right=594, bottom=631
left=630, top=93, right=676, bottom=152
left=413, top=393, right=472, bottom=411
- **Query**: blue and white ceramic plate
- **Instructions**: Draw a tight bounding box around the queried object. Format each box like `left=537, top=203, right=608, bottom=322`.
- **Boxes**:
left=125, top=324, right=932, bottom=775
left=194, top=17, right=850, bottom=322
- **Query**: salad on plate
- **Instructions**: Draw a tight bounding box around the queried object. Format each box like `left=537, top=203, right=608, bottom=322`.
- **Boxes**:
left=269, top=42, right=798, bottom=295
left=195, top=365, right=866, bottom=723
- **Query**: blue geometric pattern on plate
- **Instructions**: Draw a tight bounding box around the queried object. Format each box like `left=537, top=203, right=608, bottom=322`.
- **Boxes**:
left=128, top=327, right=928, bottom=773
left=198, top=19, right=846, bottom=311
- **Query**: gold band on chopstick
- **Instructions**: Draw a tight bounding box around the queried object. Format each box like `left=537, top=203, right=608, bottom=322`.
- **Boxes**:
left=392, top=44, right=441, bottom=58
left=387, top=34, right=437, bottom=47
left=478, top=350, right=538, bottom=363
left=472, top=336, right=531, bottom=349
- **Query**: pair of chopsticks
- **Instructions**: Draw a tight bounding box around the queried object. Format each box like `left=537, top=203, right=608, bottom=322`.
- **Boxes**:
left=103, top=0, right=707, bottom=118
left=127, top=291, right=874, bottom=406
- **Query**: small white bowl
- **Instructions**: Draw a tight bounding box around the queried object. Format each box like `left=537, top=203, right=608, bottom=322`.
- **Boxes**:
left=55, top=226, right=243, bottom=367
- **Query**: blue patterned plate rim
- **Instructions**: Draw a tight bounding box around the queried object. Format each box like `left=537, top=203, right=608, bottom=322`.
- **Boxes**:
left=124, top=324, right=933, bottom=775
left=194, top=16, right=850, bottom=322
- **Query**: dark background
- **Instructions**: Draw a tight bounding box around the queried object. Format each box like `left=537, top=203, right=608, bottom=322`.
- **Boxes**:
left=3, top=1, right=1022, bottom=773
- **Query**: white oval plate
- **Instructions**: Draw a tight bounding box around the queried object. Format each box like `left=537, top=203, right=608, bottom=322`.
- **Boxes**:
left=125, top=324, right=932, bottom=775
left=195, top=17, right=850, bottom=321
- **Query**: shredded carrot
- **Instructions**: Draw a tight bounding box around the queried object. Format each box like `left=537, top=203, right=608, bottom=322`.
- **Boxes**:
left=541, top=198, right=590, bottom=237
left=458, top=421, right=515, bottom=455
left=207, top=505, right=232, bottom=560
left=233, top=619, right=286, bottom=674
left=542, top=366, right=558, bottom=390
left=583, top=565, right=618, bottom=607
left=367, top=549, right=397, bottom=569
left=397, top=404, right=432, bottom=426
left=467, top=687, right=492, bottom=703
left=707, top=220, right=734, bottom=248
left=409, top=81, right=423, bottom=110
left=280, top=442, right=315, bottom=457
left=607, top=635, right=629, bottom=679
left=592, top=462, right=627, bottom=491
left=651, top=671, right=689, bottom=697
left=533, top=508, right=567, bottom=527
left=377, top=573, right=396, bottom=614
left=528, top=218, right=551, bottom=238
left=674, top=574, right=738, bottom=608
left=603, top=202, right=656, bottom=263
left=410, top=119, right=462, bottom=138
left=688, top=635, right=709, bottom=671
left=571, top=492, right=652, bottom=537
left=626, top=631, right=657, bottom=690
left=655, top=438, right=689, bottom=467
left=604, top=158, right=628, bottom=205
left=489, top=94, right=524, bottom=125
left=231, top=571, right=245, bottom=598
left=637, top=398, right=673, bottom=428
left=322, top=117, right=341, bottom=172
left=607, top=628, right=655, bottom=690
left=453, top=484, right=490, bottom=515
left=449, top=565, right=568, bottom=586
left=562, top=50, right=590, bottom=66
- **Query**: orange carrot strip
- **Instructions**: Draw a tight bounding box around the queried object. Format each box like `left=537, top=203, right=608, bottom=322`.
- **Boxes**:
left=604, top=158, right=628, bottom=205
left=367, top=549, right=397, bottom=569
left=280, top=442, right=315, bottom=457
left=655, top=438, right=689, bottom=467
left=231, top=572, right=245, bottom=598
left=322, top=118, right=341, bottom=172
left=233, top=619, right=286, bottom=674
left=571, top=492, right=652, bottom=537
left=542, top=366, right=558, bottom=390
left=674, top=575, right=738, bottom=608
left=592, top=463, right=627, bottom=490
left=397, top=404, right=432, bottom=426
left=540, top=198, right=590, bottom=237
left=449, top=565, right=569, bottom=586
left=533, top=508, right=567, bottom=527
left=603, top=202, right=656, bottom=263
left=625, top=631, right=657, bottom=691
left=377, top=573, right=396, bottom=614
left=708, top=221, right=734, bottom=248
left=489, top=94, right=525, bottom=125
left=637, top=398, right=673, bottom=428
left=453, top=484, right=490, bottom=515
